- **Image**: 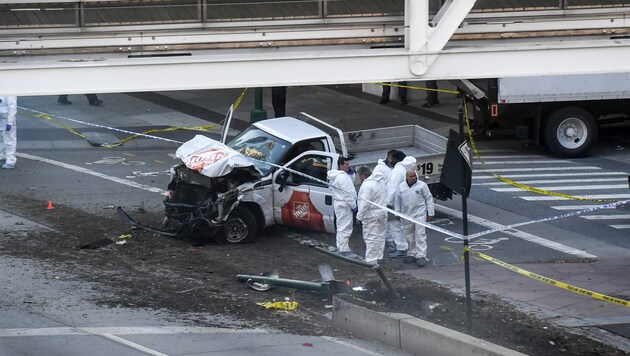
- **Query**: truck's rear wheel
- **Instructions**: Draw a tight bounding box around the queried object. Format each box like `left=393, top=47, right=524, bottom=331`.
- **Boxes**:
left=545, top=107, right=597, bottom=158
left=217, top=206, right=258, bottom=244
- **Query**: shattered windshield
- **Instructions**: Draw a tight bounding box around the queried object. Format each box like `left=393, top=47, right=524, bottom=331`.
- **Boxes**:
left=227, top=127, right=291, bottom=175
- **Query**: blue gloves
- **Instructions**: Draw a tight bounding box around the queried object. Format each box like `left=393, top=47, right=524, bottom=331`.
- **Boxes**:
left=5, top=124, right=11, bottom=132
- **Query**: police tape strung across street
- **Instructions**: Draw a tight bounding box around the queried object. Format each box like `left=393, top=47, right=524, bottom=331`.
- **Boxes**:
left=466, top=199, right=630, bottom=240
left=376, top=82, right=459, bottom=96
left=20, top=88, right=249, bottom=148
left=21, top=106, right=186, bottom=146
left=466, top=246, right=630, bottom=309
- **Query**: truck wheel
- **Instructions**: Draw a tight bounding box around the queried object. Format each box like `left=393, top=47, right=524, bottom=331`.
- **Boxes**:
left=218, top=206, right=258, bottom=244
left=545, top=107, right=597, bottom=158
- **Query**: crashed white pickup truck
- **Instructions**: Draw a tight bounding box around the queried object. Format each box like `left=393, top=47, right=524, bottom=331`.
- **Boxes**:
left=136, top=110, right=449, bottom=244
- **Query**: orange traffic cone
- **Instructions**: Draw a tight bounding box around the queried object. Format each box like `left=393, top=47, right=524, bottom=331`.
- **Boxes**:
left=47, top=200, right=54, bottom=210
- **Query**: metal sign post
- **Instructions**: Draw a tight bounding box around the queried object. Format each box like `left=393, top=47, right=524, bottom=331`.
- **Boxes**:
left=457, top=105, right=473, bottom=335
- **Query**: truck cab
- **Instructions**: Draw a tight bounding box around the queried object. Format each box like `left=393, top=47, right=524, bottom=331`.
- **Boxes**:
left=164, top=113, right=341, bottom=244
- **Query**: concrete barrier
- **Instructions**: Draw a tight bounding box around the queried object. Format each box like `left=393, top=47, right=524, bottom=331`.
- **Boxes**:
left=332, top=296, right=526, bottom=356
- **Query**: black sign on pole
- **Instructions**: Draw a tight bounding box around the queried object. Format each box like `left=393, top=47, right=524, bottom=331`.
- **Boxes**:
left=440, top=129, right=472, bottom=197
left=440, top=107, right=474, bottom=334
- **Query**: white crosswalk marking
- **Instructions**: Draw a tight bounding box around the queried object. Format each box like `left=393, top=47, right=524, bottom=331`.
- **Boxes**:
left=476, top=160, right=572, bottom=165
left=474, top=172, right=628, bottom=179
left=521, top=194, right=630, bottom=201
left=475, top=166, right=603, bottom=172
left=493, top=184, right=629, bottom=192
left=477, top=178, right=627, bottom=186
left=581, top=215, right=630, bottom=220
left=472, top=151, right=630, bottom=230
left=551, top=205, right=616, bottom=210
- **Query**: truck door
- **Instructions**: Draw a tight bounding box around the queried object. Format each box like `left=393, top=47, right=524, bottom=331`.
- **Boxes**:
left=220, top=105, right=234, bottom=144
left=272, top=151, right=338, bottom=233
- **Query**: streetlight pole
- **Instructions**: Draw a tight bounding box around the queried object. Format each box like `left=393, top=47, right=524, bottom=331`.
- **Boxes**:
left=250, top=87, right=267, bottom=123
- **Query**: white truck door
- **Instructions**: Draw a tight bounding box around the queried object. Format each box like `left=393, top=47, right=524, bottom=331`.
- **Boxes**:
left=272, top=151, right=338, bottom=233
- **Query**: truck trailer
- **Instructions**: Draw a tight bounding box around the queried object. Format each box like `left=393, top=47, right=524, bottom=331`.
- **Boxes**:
left=455, top=73, right=630, bottom=158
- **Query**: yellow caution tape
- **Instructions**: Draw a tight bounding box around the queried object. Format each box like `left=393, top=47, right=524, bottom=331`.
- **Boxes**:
left=461, top=244, right=469, bottom=261
left=256, top=301, right=299, bottom=310
left=28, top=87, right=249, bottom=148
left=463, top=102, right=617, bottom=203
left=469, top=249, right=630, bottom=308
left=35, top=113, right=87, bottom=140
left=375, top=82, right=459, bottom=95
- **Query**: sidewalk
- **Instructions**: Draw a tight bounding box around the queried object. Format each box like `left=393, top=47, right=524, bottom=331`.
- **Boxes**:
left=18, top=83, right=630, bottom=351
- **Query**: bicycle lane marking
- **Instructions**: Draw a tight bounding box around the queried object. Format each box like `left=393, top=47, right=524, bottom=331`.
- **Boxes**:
left=435, top=204, right=596, bottom=259
left=17, top=153, right=166, bottom=195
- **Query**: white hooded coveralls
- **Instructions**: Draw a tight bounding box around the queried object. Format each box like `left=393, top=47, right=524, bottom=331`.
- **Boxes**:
left=356, top=171, right=388, bottom=264
left=386, top=156, right=417, bottom=251
left=394, top=178, right=435, bottom=259
left=372, top=159, right=391, bottom=180
left=0, top=96, right=17, bottom=165
left=327, top=169, right=357, bottom=253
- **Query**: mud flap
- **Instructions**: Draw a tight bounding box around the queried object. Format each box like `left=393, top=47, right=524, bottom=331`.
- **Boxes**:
left=116, top=207, right=181, bottom=237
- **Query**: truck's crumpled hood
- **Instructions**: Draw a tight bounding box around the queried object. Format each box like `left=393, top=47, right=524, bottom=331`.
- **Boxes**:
left=176, top=135, right=262, bottom=180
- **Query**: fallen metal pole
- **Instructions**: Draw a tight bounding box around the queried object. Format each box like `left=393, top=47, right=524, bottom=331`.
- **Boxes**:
left=236, top=274, right=330, bottom=295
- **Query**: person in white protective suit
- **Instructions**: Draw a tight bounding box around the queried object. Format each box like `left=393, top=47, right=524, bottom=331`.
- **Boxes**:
left=394, top=169, right=435, bottom=267
left=386, top=151, right=417, bottom=256
left=372, top=149, right=395, bottom=178
left=326, top=157, right=358, bottom=257
left=0, top=96, right=18, bottom=169
left=356, top=166, right=388, bottom=265
left=372, top=149, right=395, bottom=253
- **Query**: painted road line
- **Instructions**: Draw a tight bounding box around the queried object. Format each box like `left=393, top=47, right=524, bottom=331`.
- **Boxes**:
left=475, top=160, right=572, bottom=165
left=99, top=334, right=168, bottom=356
left=0, top=326, right=270, bottom=337
left=551, top=205, right=616, bottom=210
left=581, top=215, right=630, bottom=220
left=435, top=205, right=596, bottom=258
left=611, top=225, right=630, bottom=229
left=474, top=155, right=544, bottom=159
left=17, top=153, right=166, bottom=195
left=322, top=336, right=384, bottom=356
left=521, top=194, right=630, bottom=201
left=492, top=184, right=630, bottom=192
left=473, top=172, right=629, bottom=179
left=475, top=166, right=603, bottom=173
left=476, top=178, right=628, bottom=186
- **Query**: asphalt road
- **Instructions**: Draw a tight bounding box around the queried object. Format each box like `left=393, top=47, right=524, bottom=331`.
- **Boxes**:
left=2, top=89, right=630, bottom=354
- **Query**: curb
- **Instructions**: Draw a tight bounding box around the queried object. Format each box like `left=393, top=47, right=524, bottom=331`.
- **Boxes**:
left=332, top=296, right=526, bottom=356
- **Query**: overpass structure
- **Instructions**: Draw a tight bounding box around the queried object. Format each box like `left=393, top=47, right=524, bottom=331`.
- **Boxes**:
left=0, top=0, right=628, bottom=95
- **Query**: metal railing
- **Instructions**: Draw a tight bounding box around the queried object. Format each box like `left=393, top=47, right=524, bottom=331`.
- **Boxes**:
left=0, top=0, right=626, bottom=30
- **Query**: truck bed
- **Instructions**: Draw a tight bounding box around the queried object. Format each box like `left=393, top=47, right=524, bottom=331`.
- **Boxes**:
left=344, top=124, right=446, bottom=164
left=343, top=124, right=447, bottom=184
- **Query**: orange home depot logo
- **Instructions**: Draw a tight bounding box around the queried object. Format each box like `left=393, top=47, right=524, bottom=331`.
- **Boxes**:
left=187, top=148, right=229, bottom=172
left=281, top=191, right=325, bottom=231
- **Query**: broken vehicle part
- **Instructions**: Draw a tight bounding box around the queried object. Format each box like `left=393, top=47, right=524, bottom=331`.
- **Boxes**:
left=117, top=207, right=180, bottom=237
left=313, top=245, right=399, bottom=298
